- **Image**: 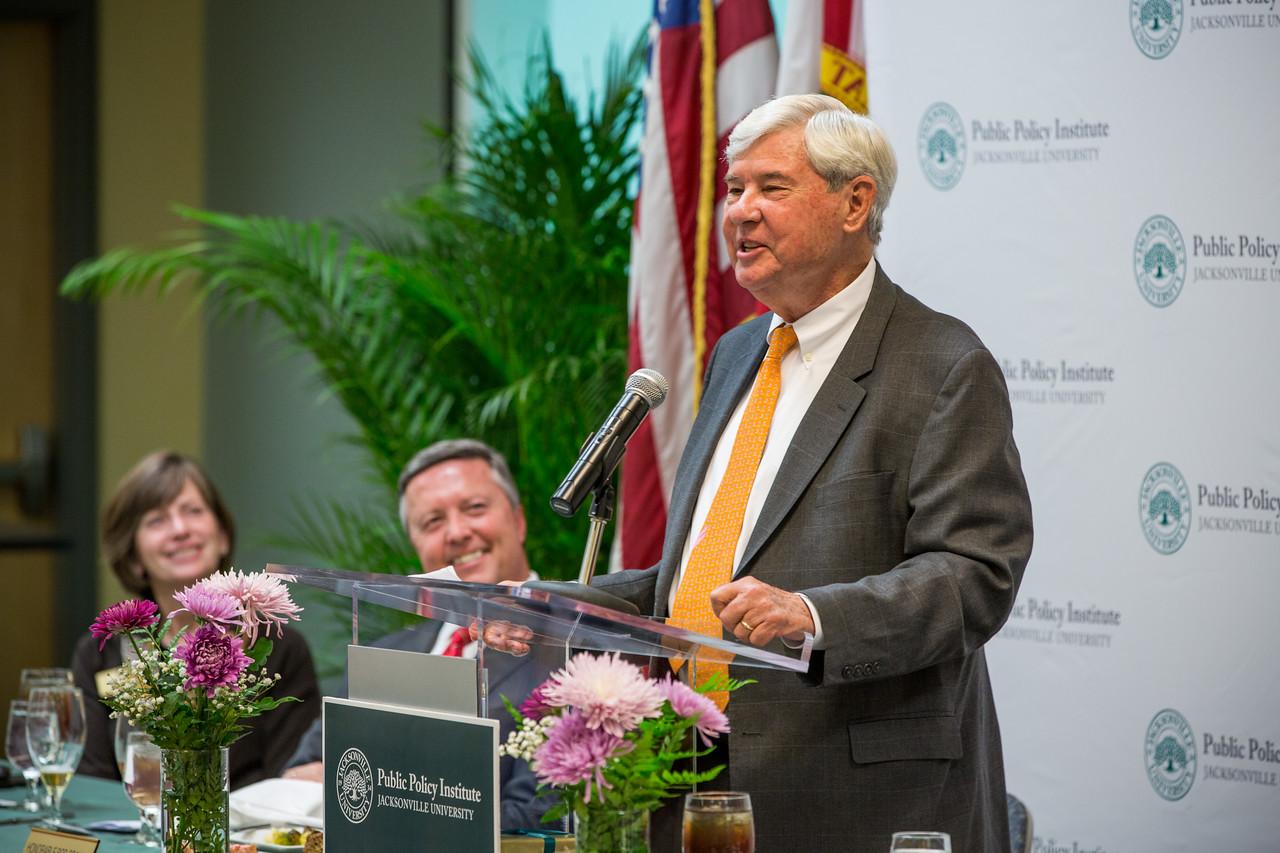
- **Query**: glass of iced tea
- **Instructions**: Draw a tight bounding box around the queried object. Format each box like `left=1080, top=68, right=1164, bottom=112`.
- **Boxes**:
left=682, top=791, right=754, bottom=853
left=889, top=831, right=952, bottom=852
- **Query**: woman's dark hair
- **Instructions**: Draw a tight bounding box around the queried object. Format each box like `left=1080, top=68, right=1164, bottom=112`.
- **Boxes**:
left=101, top=451, right=235, bottom=596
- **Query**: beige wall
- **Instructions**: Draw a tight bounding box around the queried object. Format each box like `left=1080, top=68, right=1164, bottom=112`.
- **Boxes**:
left=95, top=0, right=206, bottom=606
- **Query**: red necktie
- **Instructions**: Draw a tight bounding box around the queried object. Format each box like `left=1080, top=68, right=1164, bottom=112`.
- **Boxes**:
left=442, top=626, right=471, bottom=657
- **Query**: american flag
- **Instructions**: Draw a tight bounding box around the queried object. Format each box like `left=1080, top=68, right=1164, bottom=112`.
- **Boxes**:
left=618, top=0, right=778, bottom=570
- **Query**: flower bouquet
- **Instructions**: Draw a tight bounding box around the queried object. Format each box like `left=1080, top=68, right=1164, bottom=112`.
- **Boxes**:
left=500, top=652, right=748, bottom=853
left=89, top=570, right=303, bottom=853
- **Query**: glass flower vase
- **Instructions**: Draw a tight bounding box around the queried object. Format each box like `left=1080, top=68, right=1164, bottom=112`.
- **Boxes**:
left=576, top=806, right=650, bottom=853
left=160, top=747, right=229, bottom=853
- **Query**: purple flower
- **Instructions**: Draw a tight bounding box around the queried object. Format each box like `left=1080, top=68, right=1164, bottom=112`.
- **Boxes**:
left=89, top=600, right=160, bottom=651
left=173, top=585, right=242, bottom=631
left=173, top=624, right=252, bottom=697
left=519, top=681, right=555, bottom=720
left=533, top=710, right=631, bottom=802
left=542, top=653, right=663, bottom=737
left=200, top=570, right=302, bottom=645
left=657, top=676, right=730, bottom=746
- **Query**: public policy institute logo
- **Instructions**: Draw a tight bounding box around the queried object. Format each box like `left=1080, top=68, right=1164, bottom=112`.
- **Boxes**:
left=1130, top=0, right=1183, bottom=59
left=917, top=102, right=966, bottom=190
left=1146, top=708, right=1197, bottom=801
left=1139, top=462, right=1191, bottom=554
left=336, top=747, right=375, bottom=824
left=1134, top=215, right=1187, bottom=307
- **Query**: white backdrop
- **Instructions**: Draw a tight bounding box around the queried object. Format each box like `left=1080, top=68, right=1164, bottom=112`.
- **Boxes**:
left=869, top=2, right=1280, bottom=849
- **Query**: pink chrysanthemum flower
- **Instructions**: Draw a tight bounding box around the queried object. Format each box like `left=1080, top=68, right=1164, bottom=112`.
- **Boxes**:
left=533, top=709, right=631, bottom=802
left=89, top=599, right=160, bottom=650
left=519, top=680, right=555, bottom=721
left=173, top=624, right=252, bottom=697
left=657, top=676, right=730, bottom=746
left=173, top=585, right=242, bottom=632
left=200, top=569, right=302, bottom=645
left=542, top=653, right=663, bottom=737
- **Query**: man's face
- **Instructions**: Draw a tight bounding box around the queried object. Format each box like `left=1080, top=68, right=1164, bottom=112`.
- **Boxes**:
left=402, top=458, right=530, bottom=584
left=722, top=125, right=861, bottom=321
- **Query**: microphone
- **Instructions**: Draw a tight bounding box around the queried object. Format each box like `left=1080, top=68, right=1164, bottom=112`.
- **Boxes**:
left=550, top=368, right=668, bottom=517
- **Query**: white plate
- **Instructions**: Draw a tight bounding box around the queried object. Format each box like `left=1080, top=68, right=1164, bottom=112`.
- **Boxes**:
left=230, top=826, right=313, bottom=852
left=229, top=777, right=323, bottom=828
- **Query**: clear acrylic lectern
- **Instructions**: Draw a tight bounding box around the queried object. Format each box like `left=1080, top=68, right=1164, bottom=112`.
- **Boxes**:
left=268, top=563, right=812, bottom=718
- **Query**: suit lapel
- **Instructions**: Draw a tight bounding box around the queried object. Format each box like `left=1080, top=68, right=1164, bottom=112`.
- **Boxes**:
left=737, top=267, right=899, bottom=573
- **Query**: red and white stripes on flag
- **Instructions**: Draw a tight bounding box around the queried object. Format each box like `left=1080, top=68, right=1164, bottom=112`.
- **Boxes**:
left=776, top=0, right=868, bottom=114
left=619, top=0, right=777, bottom=570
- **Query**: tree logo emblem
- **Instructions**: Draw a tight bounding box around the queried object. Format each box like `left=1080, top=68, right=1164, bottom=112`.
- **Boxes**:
left=917, top=102, right=967, bottom=191
left=1139, top=462, right=1191, bottom=555
left=335, top=747, right=375, bottom=824
left=1130, top=0, right=1183, bottom=60
left=1145, top=708, right=1196, bottom=801
left=1133, top=215, right=1186, bottom=308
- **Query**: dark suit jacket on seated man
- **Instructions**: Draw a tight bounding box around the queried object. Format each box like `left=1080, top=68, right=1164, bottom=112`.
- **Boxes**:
left=591, top=94, right=1034, bottom=853
left=285, top=439, right=556, bottom=832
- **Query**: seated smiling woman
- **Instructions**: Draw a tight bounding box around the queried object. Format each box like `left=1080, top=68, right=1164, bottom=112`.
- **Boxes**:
left=71, top=450, right=321, bottom=788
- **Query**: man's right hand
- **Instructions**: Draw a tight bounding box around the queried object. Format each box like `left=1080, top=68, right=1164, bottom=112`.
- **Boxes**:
left=282, top=761, right=323, bottom=782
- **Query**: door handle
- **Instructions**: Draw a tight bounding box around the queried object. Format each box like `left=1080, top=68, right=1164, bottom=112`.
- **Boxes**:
left=0, top=424, right=52, bottom=516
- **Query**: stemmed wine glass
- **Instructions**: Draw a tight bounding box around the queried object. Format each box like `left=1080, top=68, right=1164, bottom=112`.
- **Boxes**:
left=24, top=685, right=86, bottom=830
left=115, top=717, right=161, bottom=846
left=123, top=731, right=162, bottom=846
left=19, top=668, right=74, bottom=698
left=5, top=700, right=44, bottom=812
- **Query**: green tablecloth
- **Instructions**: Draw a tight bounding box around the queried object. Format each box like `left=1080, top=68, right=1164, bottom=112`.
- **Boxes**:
left=0, top=774, right=148, bottom=852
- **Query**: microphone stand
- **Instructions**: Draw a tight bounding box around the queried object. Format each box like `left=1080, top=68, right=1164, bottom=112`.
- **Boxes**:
left=576, top=479, right=615, bottom=585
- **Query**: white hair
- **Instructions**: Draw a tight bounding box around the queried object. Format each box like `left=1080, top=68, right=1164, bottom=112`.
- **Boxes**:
left=725, top=94, right=897, bottom=244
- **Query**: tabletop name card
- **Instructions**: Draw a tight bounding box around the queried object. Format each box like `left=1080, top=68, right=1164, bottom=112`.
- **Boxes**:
left=23, top=826, right=100, bottom=853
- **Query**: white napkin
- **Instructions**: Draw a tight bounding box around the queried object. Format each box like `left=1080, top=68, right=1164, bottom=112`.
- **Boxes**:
left=229, top=778, right=323, bottom=829
left=407, top=565, right=461, bottom=581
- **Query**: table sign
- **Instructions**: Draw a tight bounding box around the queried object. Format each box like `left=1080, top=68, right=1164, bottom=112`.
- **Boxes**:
left=324, top=697, right=499, bottom=852
left=23, top=826, right=100, bottom=853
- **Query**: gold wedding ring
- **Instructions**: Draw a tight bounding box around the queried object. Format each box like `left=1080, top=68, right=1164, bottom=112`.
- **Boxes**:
left=740, top=619, right=756, bottom=634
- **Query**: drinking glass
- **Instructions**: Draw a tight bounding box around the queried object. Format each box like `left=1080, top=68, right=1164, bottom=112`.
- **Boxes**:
left=5, top=700, right=43, bottom=812
left=123, top=731, right=162, bottom=847
left=19, top=668, right=74, bottom=699
left=889, top=831, right=952, bottom=852
left=24, top=685, right=86, bottom=829
left=114, top=715, right=137, bottom=777
left=683, top=791, right=754, bottom=853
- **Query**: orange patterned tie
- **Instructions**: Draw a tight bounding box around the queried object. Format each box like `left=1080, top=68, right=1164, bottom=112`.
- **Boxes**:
left=669, top=324, right=798, bottom=709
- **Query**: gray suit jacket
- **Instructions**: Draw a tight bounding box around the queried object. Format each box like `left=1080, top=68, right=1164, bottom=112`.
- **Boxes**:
left=286, top=620, right=558, bottom=832
left=596, top=266, right=1033, bottom=853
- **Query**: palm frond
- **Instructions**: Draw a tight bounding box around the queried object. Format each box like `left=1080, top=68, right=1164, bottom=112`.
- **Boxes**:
left=61, top=31, right=646, bottom=586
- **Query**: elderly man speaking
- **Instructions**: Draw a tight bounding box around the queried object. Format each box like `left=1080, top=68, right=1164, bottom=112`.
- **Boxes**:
left=592, top=94, right=1034, bottom=851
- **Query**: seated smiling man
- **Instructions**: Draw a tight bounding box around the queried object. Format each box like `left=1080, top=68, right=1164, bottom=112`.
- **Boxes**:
left=284, top=439, right=555, bottom=831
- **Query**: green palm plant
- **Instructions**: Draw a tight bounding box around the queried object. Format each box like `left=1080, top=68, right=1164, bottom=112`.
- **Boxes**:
left=62, top=38, right=645, bottom=587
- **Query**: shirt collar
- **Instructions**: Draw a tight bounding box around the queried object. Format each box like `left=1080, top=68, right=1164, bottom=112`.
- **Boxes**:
left=769, top=257, right=877, bottom=358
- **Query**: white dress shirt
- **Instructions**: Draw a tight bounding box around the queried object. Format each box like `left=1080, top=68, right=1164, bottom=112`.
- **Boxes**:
left=669, top=258, right=877, bottom=647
